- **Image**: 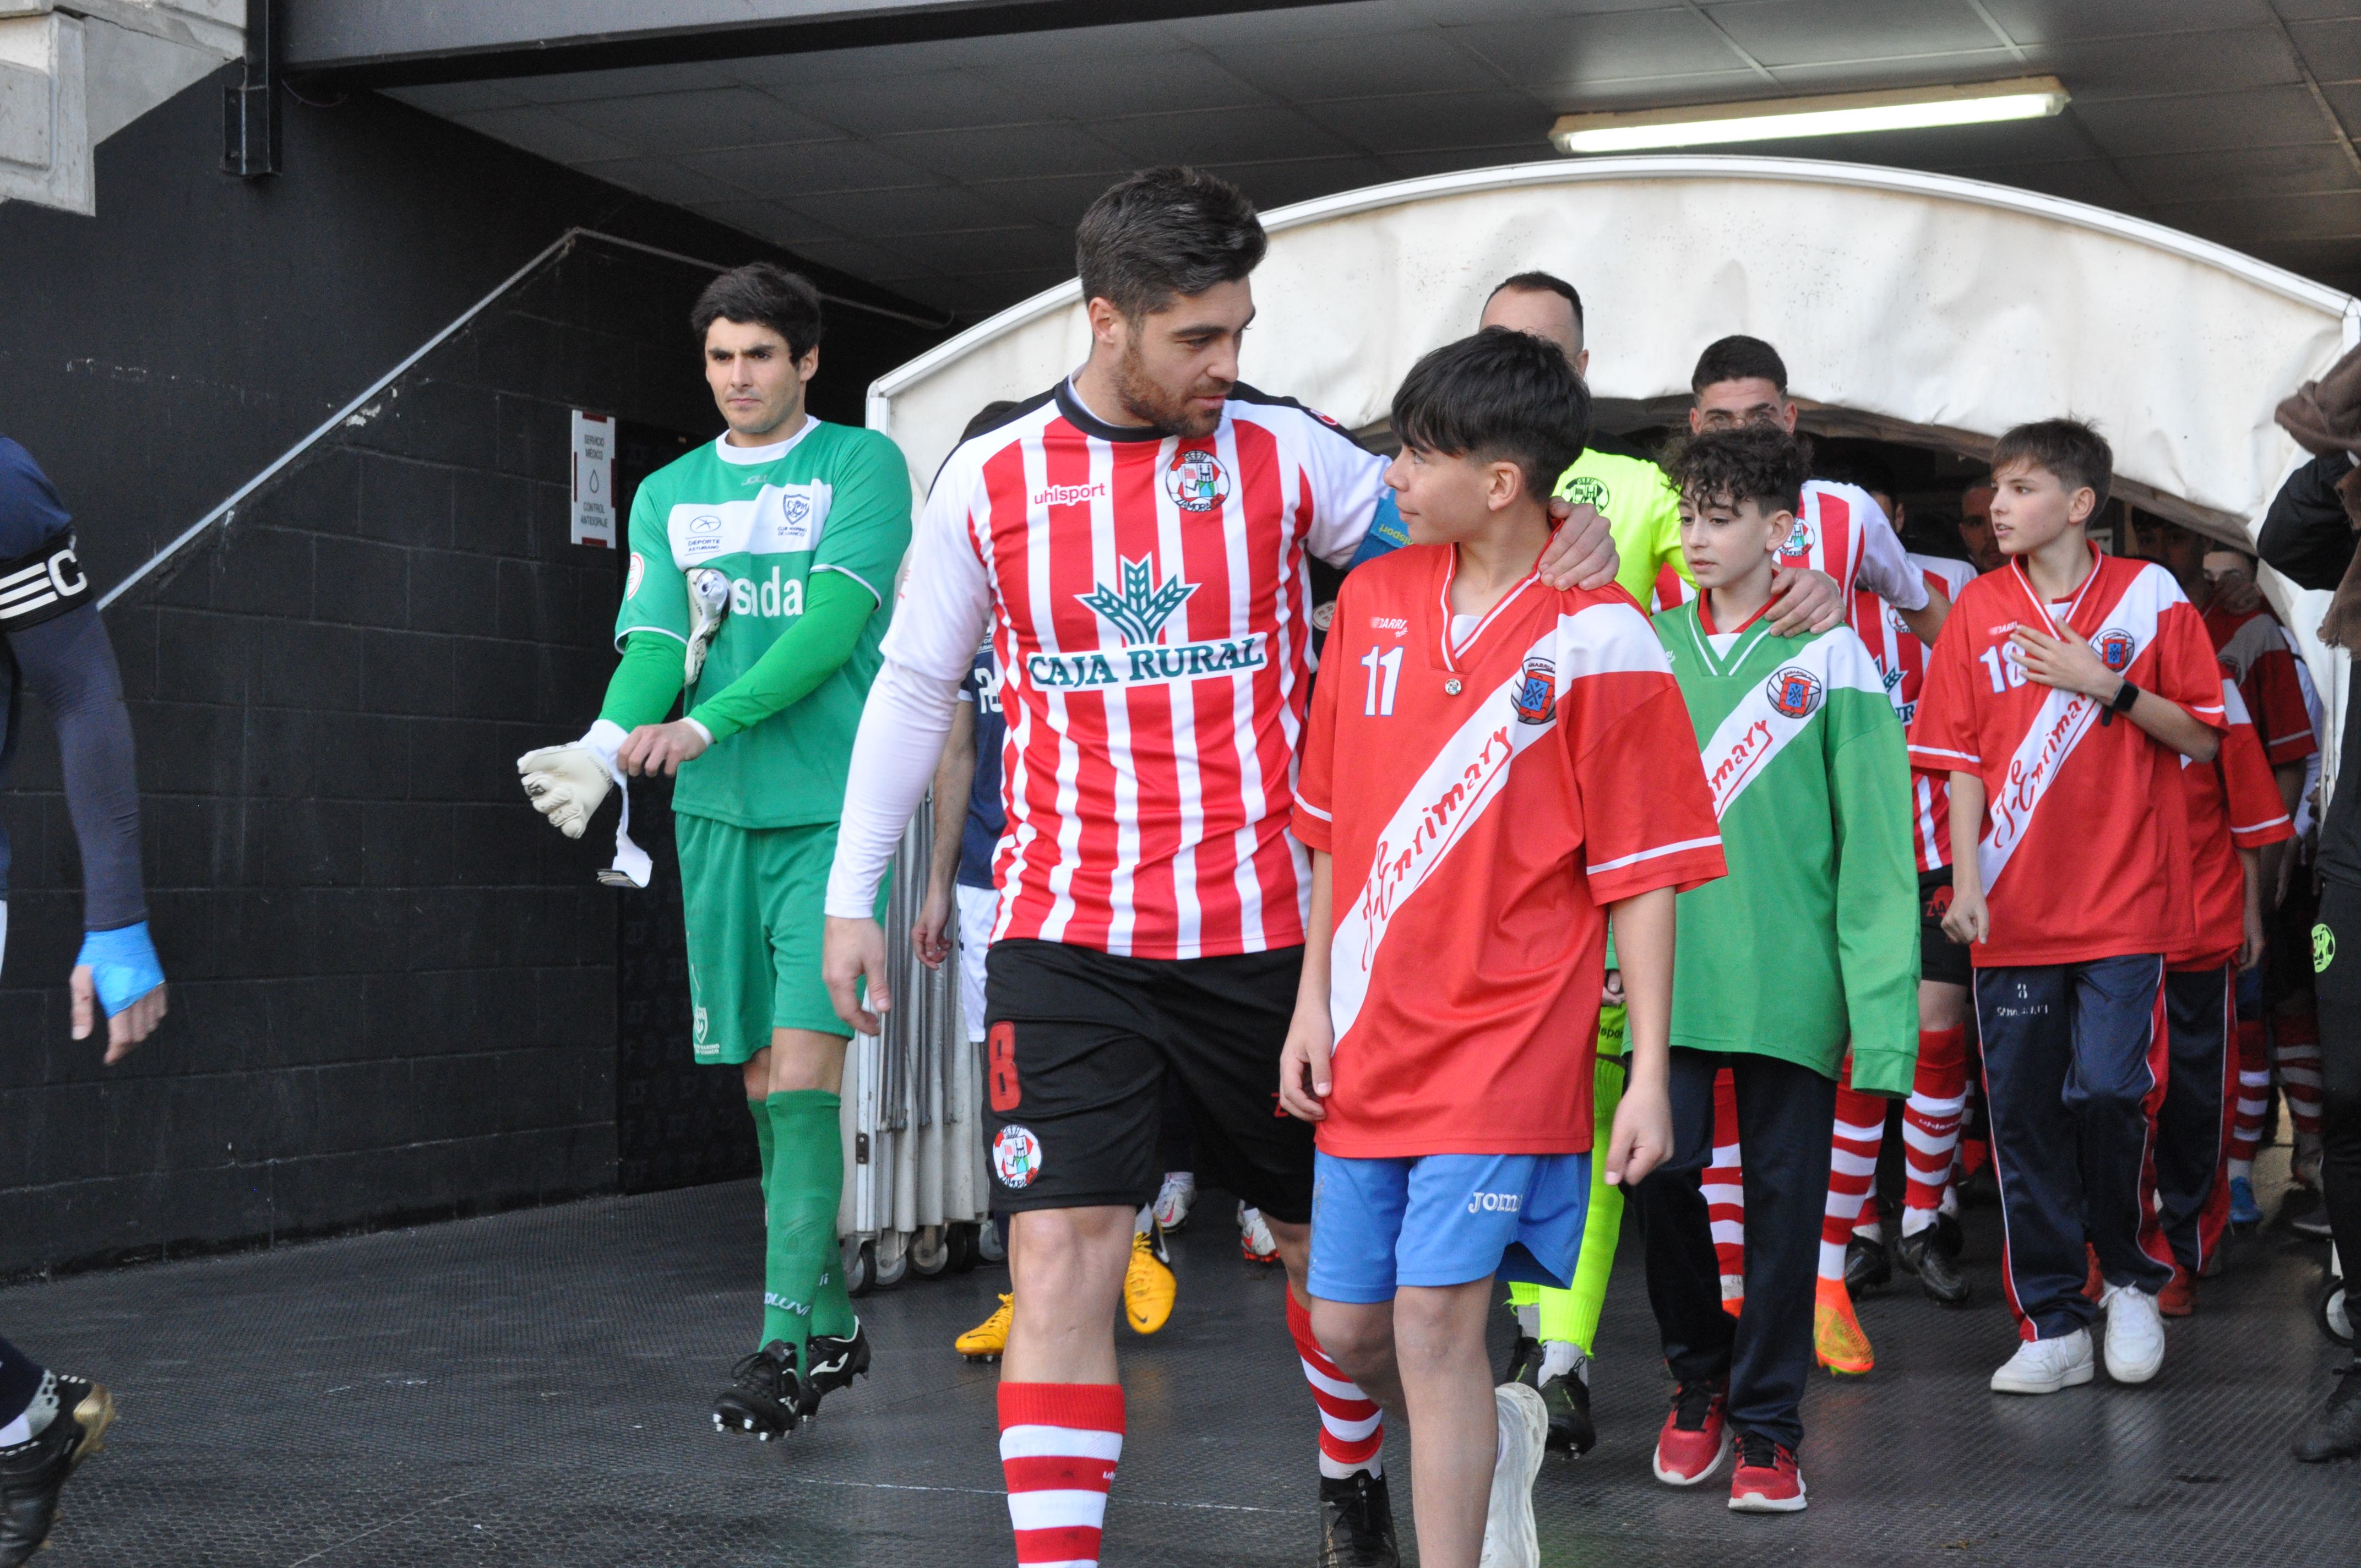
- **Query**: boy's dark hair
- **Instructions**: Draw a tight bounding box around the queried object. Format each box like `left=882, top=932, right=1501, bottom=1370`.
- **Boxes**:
left=1990, top=418, right=2112, bottom=511
left=691, top=262, right=825, bottom=359
left=1667, top=425, right=1812, bottom=516
left=1076, top=166, right=1267, bottom=320
left=1691, top=334, right=1788, bottom=395
left=1390, top=326, right=1591, bottom=502
left=1488, top=270, right=1584, bottom=330
left=1818, top=452, right=1897, bottom=501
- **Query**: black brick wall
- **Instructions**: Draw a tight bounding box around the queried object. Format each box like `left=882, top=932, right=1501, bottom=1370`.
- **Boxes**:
left=0, top=78, right=945, bottom=1275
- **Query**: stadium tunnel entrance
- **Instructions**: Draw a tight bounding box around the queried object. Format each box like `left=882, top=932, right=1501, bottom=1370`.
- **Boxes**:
left=836, top=154, right=2361, bottom=1280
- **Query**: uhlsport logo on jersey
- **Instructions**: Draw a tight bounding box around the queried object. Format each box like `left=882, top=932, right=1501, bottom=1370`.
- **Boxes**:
left=1562, top=475, right=1608, bottom=510
left=1032, top=554, right=1267, bottom=690
left=2098, top=628, right=2137, bottom=671
left=1165, top=448, right=1230, bottom=512
left=1779, top=516, right=1816, bottom=560
left=1766, top=666, right=1824, bottom=718
left=1511, top=657, right=1556, bottom=725
left=992, top=1125, right=1043, bottom=1188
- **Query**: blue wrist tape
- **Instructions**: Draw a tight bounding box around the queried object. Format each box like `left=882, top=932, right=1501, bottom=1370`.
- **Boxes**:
left=77, top=921, right=165, bottom=1016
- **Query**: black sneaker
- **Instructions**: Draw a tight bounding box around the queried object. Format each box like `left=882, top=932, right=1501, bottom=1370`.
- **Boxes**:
left=799, top=1321, right=872, bottom=1422
left=1503, top=1332, right=1542, bottom=1388
left=0, top=1376, right=113, bottom=1568
left=1538, top=1364, right=1596, bottom=1456
left=713, top=1342, right=804, bottom=1441
left=1843, top=1234, right=1891, bottom=1295
left=1317, top=1470, right=1400, bottom=1567
left=1897, top=1229, right=1972, bottom=1306
left=1933, top=1210, right=1965, bottom=1258
left=2293, top=1364, right=2361, bottom=1462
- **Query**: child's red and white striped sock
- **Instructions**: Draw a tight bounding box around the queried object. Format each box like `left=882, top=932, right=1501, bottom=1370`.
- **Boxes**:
left=1819, top=1079, right=1886, bottom=1283
left=1000, top=1382, right=1124, bottom=1568
left=1900, top=1027, right=1967, bottom=1238
left=1705, top=1067, right=1746, bottom=1302
left=2228, top=1016, right=2271, bottom=1175
left=2275, top=1011, right=2325, bottom=1140
left=1286, top=1291, right=1383, bottom=1478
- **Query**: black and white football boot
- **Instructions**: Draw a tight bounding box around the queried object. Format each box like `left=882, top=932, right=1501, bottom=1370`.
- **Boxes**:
left=712, top=1343, right=804, bottom=1442
left=0, top=1374, right=114, bottom=1568
left=798, top=1320, right=873, bottom=1424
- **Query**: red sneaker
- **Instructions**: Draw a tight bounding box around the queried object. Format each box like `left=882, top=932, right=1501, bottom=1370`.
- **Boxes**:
left=1728, top=1430, right=1807, bottom=1513
left=1651, top=1379, right=1728, bottom=1486
left=2157, top=1265, right=2196, bottom=1318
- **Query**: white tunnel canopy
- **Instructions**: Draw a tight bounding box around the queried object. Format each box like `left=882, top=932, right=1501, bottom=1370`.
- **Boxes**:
left=867, top=154, right=2361, bottom=765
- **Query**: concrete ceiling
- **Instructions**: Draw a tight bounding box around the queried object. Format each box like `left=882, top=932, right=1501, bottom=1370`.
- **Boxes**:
left=375, top=0, right=2361, bottom=324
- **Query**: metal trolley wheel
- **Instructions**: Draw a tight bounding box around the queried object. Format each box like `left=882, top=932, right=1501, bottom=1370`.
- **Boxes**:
left=909, top=1225, right=952, bottom=1279
left=844, top=1238, right=877, bottom=1300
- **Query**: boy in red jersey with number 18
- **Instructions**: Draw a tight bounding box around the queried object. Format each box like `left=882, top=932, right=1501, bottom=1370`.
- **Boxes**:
left=1910, top=420, right=2228, bottom=1396
left=1280, top=329, right=1725, bottom=1568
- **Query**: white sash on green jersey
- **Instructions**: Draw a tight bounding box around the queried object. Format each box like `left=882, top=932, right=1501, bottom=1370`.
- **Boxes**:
left=1683, top=625, right=1870, bottom=821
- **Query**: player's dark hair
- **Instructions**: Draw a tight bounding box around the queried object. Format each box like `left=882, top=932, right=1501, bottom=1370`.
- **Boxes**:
left=1390, top=326, right=1591, bottom=502
left=1487, top=270, right=1584, bottom=331
left=1690, top=334, right=1788, bottom=395
left=1076, top=166, right=1267, bottom=320
left=1667, top=425, right=1812, bottom=516
left=1990, top=418, right=2112, bottom=511
left=691, top=262, right=825, bottom=360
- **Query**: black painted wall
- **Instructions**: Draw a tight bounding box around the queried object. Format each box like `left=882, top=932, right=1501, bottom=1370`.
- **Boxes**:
left=0, top=73, right=944, bottom=1274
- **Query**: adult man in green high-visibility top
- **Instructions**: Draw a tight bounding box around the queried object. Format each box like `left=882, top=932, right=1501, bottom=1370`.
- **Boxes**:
left=517, top=262, right=911, bottom=1444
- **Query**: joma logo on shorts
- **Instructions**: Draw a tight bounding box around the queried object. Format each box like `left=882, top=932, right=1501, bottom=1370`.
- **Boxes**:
left=1467, top=1191, right=1520, bottom=1214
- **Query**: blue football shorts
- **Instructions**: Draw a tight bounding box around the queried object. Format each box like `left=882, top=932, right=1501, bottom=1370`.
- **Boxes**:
left=1307, top=1149, right=1591, bottom=1305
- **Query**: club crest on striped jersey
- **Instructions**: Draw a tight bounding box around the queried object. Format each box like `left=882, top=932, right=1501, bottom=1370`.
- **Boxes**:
left=2098, top=628, right=2136, bottom=671
left=992, top=1125, right=1043, bottom=1188
left=1165, top=447, right=1230, bottom=512
left=1766, top=666, right=1823, bottom=718
left=1511, top=657, right=1557, bottom=725
left=1778, top=517, right=1815, bottom=560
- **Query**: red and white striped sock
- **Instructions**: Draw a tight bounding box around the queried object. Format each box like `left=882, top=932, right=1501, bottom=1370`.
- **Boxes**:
left=1820, top=1079, right=1886, bottom=1282
left=2228, top=1017, right=2271, bottom=1174
left=2275, top=1012, right=2325, bottom=1140
left=1286, top=1291, right=1383, bottom=1478
left=1900, top=1027, right=1967, bottom=1238
left=999, top=1382, right=1124, bottom=1568
left=1705, top=1067, right=1746, bottom=1299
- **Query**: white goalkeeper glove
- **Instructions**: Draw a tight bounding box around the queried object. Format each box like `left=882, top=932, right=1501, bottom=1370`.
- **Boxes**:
left=518, top=720, right=651, bottom=888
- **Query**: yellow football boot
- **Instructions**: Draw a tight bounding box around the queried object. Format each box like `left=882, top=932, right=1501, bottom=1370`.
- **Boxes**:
left=1813, top=1277, right=1874, bottom=1375
left=1125, top=1229, right=1177, bottom=1336
left=956, top=1294, right=1013, bottom=1361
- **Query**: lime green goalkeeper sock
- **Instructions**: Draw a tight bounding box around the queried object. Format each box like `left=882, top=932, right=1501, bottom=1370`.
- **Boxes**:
left=761, top=1091, right=845, bottom=1357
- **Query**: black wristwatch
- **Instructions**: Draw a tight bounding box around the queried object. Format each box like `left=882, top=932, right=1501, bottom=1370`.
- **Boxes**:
left=2100, top=677, right=2139, bottom=725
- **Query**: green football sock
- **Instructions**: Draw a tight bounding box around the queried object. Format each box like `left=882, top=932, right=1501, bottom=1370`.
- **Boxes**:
left=749, top=1098, right=776, bottom=1203
left=761, top=1090, right=846, bottom=1357
left=1506, top=1016, right=1629, bottom=1355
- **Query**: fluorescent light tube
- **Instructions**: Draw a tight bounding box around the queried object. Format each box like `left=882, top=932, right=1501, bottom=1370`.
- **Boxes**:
left=1552, top=76, right=2070, bottom=155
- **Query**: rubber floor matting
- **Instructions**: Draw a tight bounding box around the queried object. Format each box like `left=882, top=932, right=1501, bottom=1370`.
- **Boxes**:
left=6, top=1146, right=2356, bottom=1566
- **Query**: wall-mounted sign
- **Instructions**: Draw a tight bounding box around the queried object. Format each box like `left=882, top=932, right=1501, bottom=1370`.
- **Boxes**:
left=571, top=410, right=614, bottom=547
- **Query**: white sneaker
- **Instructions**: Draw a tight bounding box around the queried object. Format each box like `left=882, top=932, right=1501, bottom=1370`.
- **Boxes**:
left=1478, top=1382, right=1547, bottom=1568
left=1237, top=1202, right=1280, bottom=1264
left=1154, top=1171, right=1197, bottom=1232
left=2101, top=1283, right=2166, bottom=1383
left=1989, top=1330, right=2096, bottom=1394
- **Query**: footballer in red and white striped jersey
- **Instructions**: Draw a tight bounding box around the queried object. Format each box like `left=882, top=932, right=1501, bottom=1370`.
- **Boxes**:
left=1849, top=553, right=1977, bottom=872
left=2206, top=602, right=2320, bottom=767
left=2174, top=677, right=2295, bottom=969
left=881, top=380, right=1388, bottom=960
left=1909, top=547, right=2228, bottom=967
left=1292, top=545, right=1724, bottom=1157
left=1649, top=478, right=1898, bottom=616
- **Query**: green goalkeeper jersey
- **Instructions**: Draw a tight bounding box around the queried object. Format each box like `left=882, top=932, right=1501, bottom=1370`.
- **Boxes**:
left=614, top=418, right=912, bottom=830
left=1655, top=603, right=1919, bottom=1094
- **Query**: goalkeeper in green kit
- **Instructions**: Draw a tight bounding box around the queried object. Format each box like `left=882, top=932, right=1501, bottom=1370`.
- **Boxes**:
left=517, top=263, right=912, bottom=1441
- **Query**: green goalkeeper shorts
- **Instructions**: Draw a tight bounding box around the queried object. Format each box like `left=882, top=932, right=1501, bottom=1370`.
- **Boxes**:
left=676, top=814, right=885, bottom=1063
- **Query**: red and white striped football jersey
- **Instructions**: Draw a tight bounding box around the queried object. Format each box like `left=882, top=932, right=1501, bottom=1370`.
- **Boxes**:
left=1650, top=478, right=1904, bottom=613
left=2175, top=678, right=2295, bottom=968
left=1908, top=547, right=2229, bottom=967
left=881, top=381, right=1387, bottom=959
left=1850, top=553, right=1977, bottom=872
left=1294, top=546, right=1725, bottom=1156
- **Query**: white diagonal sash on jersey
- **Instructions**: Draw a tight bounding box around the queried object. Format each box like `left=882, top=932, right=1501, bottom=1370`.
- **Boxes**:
left=1694, top=631, right=1846, bottom=821
left=1327, top=603, right=1655, bottom=1042
left=1977, top=569, right=2169, bottom=894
